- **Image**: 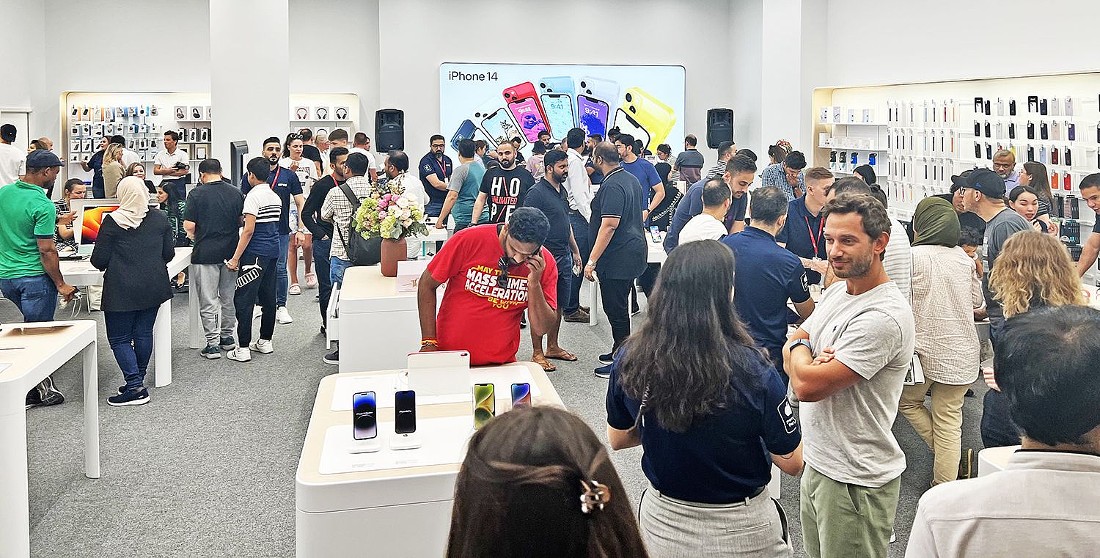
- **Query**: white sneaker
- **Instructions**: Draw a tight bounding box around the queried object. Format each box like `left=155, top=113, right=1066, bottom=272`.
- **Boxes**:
left=249, top=339, right=274, bottom=354
left=276, top=306, right=293, bottom=324
left=226, top=347, right=252, bottom=362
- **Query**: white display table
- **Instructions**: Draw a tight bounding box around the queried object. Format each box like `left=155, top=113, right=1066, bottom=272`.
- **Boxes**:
left=295, top=362, right=563, bottom=557
left=60, top=247, right=195, bottom=386
left=0, top=321, right=99, bottom=558
left=336, top=266, right=423, bottom=373
left=977, top=445, right=1020, bottom=477
left=588, top=239, right=667, bottom=326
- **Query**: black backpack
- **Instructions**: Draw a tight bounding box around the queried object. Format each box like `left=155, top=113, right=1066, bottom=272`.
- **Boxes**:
left=335, top=183, right=382, bottom=266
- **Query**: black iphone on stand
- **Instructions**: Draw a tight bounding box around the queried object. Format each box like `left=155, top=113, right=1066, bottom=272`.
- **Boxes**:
left=394, top=390, right=417, bottom=434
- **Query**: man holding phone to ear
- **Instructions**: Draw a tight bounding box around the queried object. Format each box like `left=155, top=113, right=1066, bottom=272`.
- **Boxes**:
left=417, top=207, right=558, bottom=366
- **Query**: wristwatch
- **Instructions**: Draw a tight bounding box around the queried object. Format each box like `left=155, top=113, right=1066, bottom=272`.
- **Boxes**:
left=789, top=339, right=813, bottom=353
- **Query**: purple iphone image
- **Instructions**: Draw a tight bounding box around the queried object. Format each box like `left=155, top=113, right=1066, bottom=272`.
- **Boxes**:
left=577, top=95, right=609, bottom=137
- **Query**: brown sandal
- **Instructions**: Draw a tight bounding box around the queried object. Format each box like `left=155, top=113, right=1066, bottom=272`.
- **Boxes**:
left=545, top=349, right=578, bottom=362
left=532, top=354, right=557, bottom=372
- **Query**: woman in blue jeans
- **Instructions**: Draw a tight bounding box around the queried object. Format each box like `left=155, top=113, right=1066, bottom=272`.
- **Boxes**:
left=605, top=240, right=803, bottom=557
left=91, top=177, right=175, bottom=406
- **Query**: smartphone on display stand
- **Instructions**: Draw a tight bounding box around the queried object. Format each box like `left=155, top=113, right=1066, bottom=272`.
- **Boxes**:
left=473, top=383, right=496, bottom=430
left=352, top=391, right=377, bottom=440
left=503, top=82, right=550, bottom=144
left=510, top=382, right=532, bottom=409
left=451, top=119, right=478, bottom=151
left=394, top=390, right=417, bottom=434
left=612, top=109, right=652, bottom=154
left=620, top=87, right=677, bottom=151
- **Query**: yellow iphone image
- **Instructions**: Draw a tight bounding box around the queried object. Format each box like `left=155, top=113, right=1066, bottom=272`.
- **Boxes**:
left=620, top=87, right=676, bottom=151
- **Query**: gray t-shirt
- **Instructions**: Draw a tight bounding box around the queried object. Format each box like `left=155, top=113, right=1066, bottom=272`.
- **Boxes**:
left=800, top=281, right=916, bottom=487
left=982, top=208, right=1030, bottom=318
left=448, top=162, right=469, bottom=193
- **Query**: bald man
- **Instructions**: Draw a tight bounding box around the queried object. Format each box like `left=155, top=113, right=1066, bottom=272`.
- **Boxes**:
left=992, top=149, right=1019, bottom=189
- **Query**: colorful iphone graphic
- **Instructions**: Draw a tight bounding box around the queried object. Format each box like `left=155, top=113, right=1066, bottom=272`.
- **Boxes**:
left=473, top=383, right=496, bottom=430
left=621, top=87, right=677, bottom=151
left=510, top=383, right=532, bottom=409
left=612, top=109, right=652, bottom=154
left=538, top=77, right=576, bottom=140
left=473, top=97, right=525, bottom=150
left=577, top=96, right=609, bottom=137
left=451, top=119, right=478, bottom=151
left=352, top=391, right=377, bottom=440
left=503, top=82, right=549, bottom=143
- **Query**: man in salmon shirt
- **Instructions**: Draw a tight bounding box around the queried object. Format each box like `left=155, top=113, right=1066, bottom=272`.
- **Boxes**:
left=417, top=207, right=558, bottom=365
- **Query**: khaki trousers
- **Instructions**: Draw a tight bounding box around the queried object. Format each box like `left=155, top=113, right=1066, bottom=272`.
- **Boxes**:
left=898, top=380, right=970, bottom=485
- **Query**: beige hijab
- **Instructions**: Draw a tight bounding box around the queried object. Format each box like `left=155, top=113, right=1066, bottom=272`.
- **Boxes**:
left=111, top=176, right=149, bottom=230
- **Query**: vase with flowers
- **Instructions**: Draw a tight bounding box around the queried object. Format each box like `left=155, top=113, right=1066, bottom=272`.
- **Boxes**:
left=353, top=181, right=430, bottom=276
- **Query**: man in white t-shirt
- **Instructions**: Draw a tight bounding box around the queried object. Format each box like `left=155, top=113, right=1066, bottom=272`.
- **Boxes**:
left=153, top=130, right=190, bottom=198
left=678, top=177, right=731, bottom=244
left=348, top=132, right=379, bottom=183
left=825, top=176, right=912, bottom=300
left=0, top=124, right=26, bottom=185
left=784, top=192, right=915, bottom=558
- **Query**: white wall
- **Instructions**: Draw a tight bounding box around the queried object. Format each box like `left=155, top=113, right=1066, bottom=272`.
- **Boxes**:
left=0, top=0, right=45, bottom=112
left=730, top=0, right=764, bottom=154
left=825, top=0, right=1100, bottom=87
left=377, top=0, right=735, bottom=161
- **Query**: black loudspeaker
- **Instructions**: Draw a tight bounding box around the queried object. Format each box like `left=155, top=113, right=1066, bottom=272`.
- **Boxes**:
left=706, top=108, right=734, bottom=148
left=375, top=109, right=404, bottom=152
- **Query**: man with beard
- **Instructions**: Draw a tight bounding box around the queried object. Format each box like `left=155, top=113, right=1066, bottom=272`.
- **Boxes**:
left=522, top=150, right=582, bottom=371
left=241, top=137, right=305, bottom=325
left=301, top=146, right=349, bottom=341
left=783, top=193, right=915, bottom=558
left=471, top=141, right=535, bottom=225
left=419, top=134, right=452, bottom=217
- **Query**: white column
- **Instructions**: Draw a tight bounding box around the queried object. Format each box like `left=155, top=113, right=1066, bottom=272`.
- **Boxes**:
left=759, top=0, right=829, bottom=154
left=208, top=0, right=290, bottom=165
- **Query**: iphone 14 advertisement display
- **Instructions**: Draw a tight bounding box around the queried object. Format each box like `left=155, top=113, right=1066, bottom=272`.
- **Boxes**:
left=474, top=383, right=496, bottom=430
left=576, top=76, right=619, bottom=137
left=503, top=82, right=549, bottom=144
left=394, top=390, right=417, bottom=434
left=614, top=87, right=676, bottom=152
left=472, top=98, right=526, bottom=151
left=538, top=76, right=575, bottom=141
left=510, top=382, right=531, bottom=408
left=352, top=391, right=377, bottom=440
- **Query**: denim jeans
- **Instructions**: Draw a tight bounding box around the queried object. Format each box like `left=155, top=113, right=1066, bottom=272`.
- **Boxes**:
left=104, top=306, right=159, bottom=393
left=313, top=236, right=332, bottom=327
left=276, top=233, right=290, bottom=306
left=565, top=211, right=591, bottom=314
left=552, top=252, right=574, bottom=312
left=330, top=257, right=352, bottom=287
left=0, top=275, right=58, bottom=322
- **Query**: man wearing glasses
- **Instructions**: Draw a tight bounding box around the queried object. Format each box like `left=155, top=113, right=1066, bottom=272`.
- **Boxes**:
left=418, top=134, right=453, bottom=217
left=761, top=150, right=808, bottom=201
left=417, top=207, right=558, bottom=366
left=992, top=149, right=1020, bottom=189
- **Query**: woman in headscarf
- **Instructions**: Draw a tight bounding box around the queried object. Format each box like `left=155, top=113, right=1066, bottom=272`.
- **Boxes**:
left=91, top=177, right=175, bottom=407
left=897, top=197, right=984, bottom=485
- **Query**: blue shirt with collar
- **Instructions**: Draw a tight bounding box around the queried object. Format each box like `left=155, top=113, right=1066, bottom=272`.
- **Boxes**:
left=663, top=178, right=747, bottom=253
left=776, top=197, right=826, bottom=284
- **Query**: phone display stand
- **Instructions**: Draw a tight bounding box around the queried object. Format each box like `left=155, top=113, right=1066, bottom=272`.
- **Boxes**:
left=389, top=433, right=421, bottom=451
left=347, top=438, right=382, bottom=454
left=406, top=351, right=471, bottom=398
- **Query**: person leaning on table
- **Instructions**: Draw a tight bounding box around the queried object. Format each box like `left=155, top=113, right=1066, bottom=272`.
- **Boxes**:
left=0, top=149, right=78, bottom=408
left=90, top=176, right=175, bottom=407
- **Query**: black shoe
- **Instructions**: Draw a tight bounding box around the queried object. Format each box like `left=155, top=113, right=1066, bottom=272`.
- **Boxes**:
left=219, top=336, right=236, bottom=351
left=32, top=377, right=64, bottom=407
left=563, top=309, right=590, bottom=323
left=25, top=389, right=41, bottom=410
left=598, top=352, right=614, bottom=365
left=323, top=349, right=339, bottom=365
left=594, top=364, right=612, bottom=379
left=108, top=388, right=150, bottom=407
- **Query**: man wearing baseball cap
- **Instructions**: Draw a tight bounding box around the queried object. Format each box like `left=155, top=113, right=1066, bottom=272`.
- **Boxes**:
left=937, top=170, right=987, bottom=237
left=0, top=150, right=79, bottom=407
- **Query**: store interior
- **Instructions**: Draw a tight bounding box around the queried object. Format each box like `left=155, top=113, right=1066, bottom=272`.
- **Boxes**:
left=5, top=0, right=1100, bottom=556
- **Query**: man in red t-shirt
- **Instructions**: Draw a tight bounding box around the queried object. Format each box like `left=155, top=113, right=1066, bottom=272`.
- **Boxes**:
left=418, top=207, right=558, bottom=365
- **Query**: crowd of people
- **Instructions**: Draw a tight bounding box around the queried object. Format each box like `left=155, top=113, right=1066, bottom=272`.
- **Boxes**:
left=3, top=117, right=1099, bottom=556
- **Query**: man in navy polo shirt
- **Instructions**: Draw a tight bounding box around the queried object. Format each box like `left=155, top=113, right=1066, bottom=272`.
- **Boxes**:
left=418, top=134, right=452, bottom=217
left=777, top=167, right=835, bottom=285
left=723, top=186, right=815, bottom=379
left=664, top=154, right=757, bottom=253
left=242, top=137, right=304, bottom=325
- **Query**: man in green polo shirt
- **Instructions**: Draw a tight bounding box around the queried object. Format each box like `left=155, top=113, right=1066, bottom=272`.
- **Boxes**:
left=0, top=150, right=79, bottom=408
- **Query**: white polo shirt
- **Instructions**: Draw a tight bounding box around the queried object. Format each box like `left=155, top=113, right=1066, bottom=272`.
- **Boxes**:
left=153, top=148, right=189, bottom=185
left=0, top=142, right=26, bottom=186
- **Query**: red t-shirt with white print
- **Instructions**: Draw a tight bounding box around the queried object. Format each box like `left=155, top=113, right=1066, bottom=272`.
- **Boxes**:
left=427, top=224, right=558, bottom=365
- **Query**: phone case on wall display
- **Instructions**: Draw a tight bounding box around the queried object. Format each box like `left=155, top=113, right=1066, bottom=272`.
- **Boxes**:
left=612, top=109, right=652, bottom=153
left=1051, top=98, right=1060, bottom=116
left=1040, top=99, right=1048, bottom=115
left=1009, top=99, right=1017, bottom=115
left=973, top=97, right=983, bottom=113
left=1027, top=145, right=1035, bottom=161
left=619, top=87, right=676, bottom=151
left=985, top=143, right=993, bottom=160
left=502, top=82, right=550, bottom=143
left=1065, top=97, right=1074, bottom=116
left=996, top=98, right=1004, bottom=116
left=984, top=100, right=991, bottom=116
left=974, top=121, right=982, bottom=136
left=1065, top=147, right=1072, bottom=166
left=1068, top=123, right=1076, bottom=141
left=975, top=143, right=982, bottom=158
left=1052, top=121, right=1061, bottom=140
left=1027, top=122, right=1035, bottom=140
left=472, top=97, right=525, bottom=150
left=451, top=119, right=478, bottom=151
left=1052, top=147, right=1059, bottom=165
left=984, top=121, right=991, bottom=138
left=1009, top=123, right=1016, bottom=139
left=1040, top=122, right=1049, bottom=140
left=1028, top=96, right=1038, bottom=113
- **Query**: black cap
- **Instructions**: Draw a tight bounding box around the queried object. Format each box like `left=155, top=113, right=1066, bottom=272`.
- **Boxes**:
left=950, top=169, right=974, bottom=193
left=26, top=150, right=63, bottom=168
left=966, top=168, right=1006, bottom=199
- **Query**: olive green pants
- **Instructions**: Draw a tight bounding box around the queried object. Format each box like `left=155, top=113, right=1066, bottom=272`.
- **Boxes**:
left=799, top=466, right=900, bottom=558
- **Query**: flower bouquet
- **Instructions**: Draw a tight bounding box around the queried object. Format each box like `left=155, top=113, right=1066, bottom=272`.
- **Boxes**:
left=353, top=185, right=430, bottom=241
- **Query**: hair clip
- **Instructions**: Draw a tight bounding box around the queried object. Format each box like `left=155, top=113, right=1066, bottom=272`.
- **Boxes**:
left=579, top=479, right=611, bottom=514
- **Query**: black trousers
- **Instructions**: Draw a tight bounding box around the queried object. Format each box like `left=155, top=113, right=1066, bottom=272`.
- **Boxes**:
left=566, top=211, right=591, bottom=314
left=234, top=255, right=278, bottom=347
left=599, top=277, right=633, bottom=353
left=314, top=237, right=333, bottom=328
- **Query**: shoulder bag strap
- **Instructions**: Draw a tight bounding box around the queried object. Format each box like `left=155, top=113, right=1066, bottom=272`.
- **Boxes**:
left=334, top=182, right=362, bottom=248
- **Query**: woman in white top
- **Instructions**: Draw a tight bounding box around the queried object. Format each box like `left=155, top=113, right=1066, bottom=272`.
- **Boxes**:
left=898, top=196, right=983, bottom=485
left=281, top=133, right=318, bottom=293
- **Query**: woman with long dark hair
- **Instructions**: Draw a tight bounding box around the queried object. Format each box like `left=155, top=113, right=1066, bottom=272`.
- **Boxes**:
left=447, top=406, right=647, bottom=558
left=606, top=240, right=803, bottom=557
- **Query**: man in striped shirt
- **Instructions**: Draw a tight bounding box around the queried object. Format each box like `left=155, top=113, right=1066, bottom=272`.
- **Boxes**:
left=226, top=157, right=283, bottom=362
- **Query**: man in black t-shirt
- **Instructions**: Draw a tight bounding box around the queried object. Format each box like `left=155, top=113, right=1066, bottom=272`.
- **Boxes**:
left=183, top=158, right=245, bottom=358
left=585, top=142, right=646, bottom=378
left=301, top=147, right=349, bottom=343
left=471, top=141, right=535, bottom=224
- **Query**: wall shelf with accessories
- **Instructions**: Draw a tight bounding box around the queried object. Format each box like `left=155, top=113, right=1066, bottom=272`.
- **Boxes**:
left=62, top=92, right=212, bottom=186
left=288, top=93, right=360, bottom=139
